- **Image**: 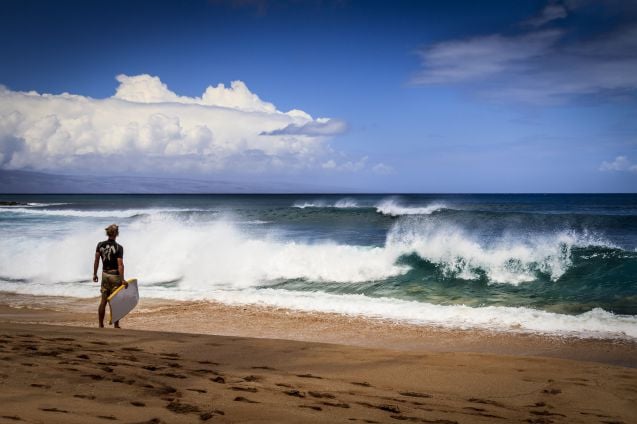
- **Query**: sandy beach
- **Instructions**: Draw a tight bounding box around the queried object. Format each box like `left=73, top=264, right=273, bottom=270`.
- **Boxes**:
left=1, top=295, right=636, bottom=423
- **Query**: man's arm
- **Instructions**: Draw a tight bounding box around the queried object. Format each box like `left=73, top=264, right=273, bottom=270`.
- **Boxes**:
left=118, top=258, right=128, bottom=287
left=93, top=252, right=100, bottom=282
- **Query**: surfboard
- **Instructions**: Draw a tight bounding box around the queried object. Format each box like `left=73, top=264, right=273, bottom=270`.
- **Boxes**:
left=107, top=278, right=139, bottom=325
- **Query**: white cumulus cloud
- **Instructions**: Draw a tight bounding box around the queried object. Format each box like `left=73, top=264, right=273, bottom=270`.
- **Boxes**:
left=599, top=156, right=637, bottom=173
left=0, top=74, right=346, bottom=174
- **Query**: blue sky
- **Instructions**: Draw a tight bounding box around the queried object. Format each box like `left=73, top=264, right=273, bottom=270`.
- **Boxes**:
left=0, top=0, right=636, bottom=192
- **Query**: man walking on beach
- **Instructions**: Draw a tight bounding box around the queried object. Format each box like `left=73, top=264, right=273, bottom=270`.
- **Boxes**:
left=93, top=224, right=127, bottom=328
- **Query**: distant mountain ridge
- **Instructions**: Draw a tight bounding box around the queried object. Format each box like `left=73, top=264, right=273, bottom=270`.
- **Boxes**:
left=0, top=170, right=343, bottom=193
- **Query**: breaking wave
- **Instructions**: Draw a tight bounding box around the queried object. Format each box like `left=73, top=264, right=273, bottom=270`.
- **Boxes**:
left=1, top=202, right=635, bottom=339
left=375, top=199, right=448, bottom=216
left=293, top=198, right=359, bottom=209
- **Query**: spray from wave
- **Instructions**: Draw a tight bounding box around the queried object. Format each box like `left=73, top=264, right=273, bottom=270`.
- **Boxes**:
left=0, top=210, right=634, bottom=339
left=0, top=207, right=205, bottom=219
left=293, top=198, right=359, bottom=209
left=0, top=213, right=619, bottom=290
left=375, top=199, right=448, bottom=216
left=387, top=219, right=616, bottom=284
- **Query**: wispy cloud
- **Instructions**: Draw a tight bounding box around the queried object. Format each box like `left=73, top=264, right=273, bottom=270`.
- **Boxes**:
left=412, top=1, right=637, bottom=104
left=413, top=30, right=561, bottom=85
left=0, top=74, right=348, bottom=175
left=522, top=2, right=568, bottom=28
left=599, top=156, right=637, bottom=173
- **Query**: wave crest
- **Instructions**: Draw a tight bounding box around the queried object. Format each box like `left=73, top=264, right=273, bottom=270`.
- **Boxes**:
left=375, top=199, right=447, bottom=216
left=388, top=220, right=614, bottom=284
left=293, top=198, right=359, bottom=209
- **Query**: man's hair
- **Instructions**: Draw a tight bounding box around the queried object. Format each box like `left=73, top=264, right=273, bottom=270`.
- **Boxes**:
left=105, top=224, right=119, bottom=238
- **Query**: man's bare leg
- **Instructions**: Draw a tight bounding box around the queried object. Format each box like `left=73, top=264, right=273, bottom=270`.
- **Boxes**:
left=98, top=297, right=107, bottom=328
left=114, top=320, right=120, bottom=329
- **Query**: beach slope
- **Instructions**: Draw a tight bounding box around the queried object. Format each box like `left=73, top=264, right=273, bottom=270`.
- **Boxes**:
left=1, top=322, right=635, bottom=424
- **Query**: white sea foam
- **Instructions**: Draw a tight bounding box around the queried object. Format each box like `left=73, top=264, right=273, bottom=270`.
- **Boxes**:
left=0, top=202, right=70, bottom=208
left=0, top=214, right=615, bottom=289
left=206, top=289, right=637, bottom=339
left=375, top=199, right=447, bottom=216
left=0, top=213, right=631, bottom=339
left=0, top=216, right=407, bottom=289
left=0, top=207, right=201, bottom=218
left=386, top=220, right=613, bottom=284
left=1, top=278, right=634, bottom=339
left=26, top=202, right=71, bottom=207
left=293, top=198, right=359, bottom=209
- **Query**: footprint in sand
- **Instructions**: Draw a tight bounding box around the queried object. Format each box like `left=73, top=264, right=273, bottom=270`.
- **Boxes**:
left=230, top=386, right=258, bottom=393
left=356, top=402, right=400, bottom=413
left=297, top=373, right=322, bottom=379
left=234, top=396, right=259, bottom=404
left=142, top=365, right=160, bottom=371
left=210, top=376, right=226, bottom=384
left=132, top=419, right=164, bottom=424
left=130, top=401, right=146, bottom=407
left=166, top=400, right=200, bottom=414
left=74, top=394, right=96, bottom=400
left=299, top=405, right=322, bottom=411
left=351, top=381, right=371, bottom=387
left=467, top=398, right=506, bottom=408
left=252, top=365, right=276, bottom=371
left=39, top=408, right=68, bottom=413
left=321, top=401, right=350, bottom=409
left=308, top=391, right=336, bottom=399
left=283, top=389, right=305, bottom=398
left=391, top=415, right=458, bottom=423
left=276, top=383, right=293, bottom=388
left=96, top=415, right=117, bottom=420
left=30, top=383, right=50, bottom=389
left=199, top=410, right=224, bottom=421
left=529, top=410, right=566, bottom=418
left=1, top=416, right=22, bottom=421
left=160, top=372, right=187, bottom=379
left=399, top=391, right=432, bottom=399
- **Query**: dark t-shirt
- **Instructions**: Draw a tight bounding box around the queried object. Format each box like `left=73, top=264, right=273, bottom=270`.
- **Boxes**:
left=96, top=239, right=124, bottom=271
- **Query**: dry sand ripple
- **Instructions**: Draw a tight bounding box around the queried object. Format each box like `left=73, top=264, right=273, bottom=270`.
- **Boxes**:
left=0, top=322, right=636, bottom=423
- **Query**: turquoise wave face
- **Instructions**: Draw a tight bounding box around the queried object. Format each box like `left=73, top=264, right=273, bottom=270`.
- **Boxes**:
left=263, top=246, right=637, bottom=315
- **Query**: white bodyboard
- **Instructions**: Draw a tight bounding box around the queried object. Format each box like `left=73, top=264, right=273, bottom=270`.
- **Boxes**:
left=107, top=278, right=139, bottom=324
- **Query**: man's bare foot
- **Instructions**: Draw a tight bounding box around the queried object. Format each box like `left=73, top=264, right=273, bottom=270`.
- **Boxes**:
left=99, top=324, right=104, bottom=328
left=114, top=323, right=121, bottom=329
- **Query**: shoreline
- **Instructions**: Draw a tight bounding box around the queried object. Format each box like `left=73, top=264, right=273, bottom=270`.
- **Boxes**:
left=1, top=292, right=636, bottom=368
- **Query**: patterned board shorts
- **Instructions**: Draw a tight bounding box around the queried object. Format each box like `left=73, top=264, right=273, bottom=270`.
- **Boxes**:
left=101, top=273, right=122, bottom=300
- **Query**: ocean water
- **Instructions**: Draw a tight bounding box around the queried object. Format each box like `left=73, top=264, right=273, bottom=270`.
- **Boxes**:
left=1, top=194, right=636, bottom=339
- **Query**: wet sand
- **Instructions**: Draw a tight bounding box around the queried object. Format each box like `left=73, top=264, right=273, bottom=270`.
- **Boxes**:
left=0, top=294, right=636, bottom=423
